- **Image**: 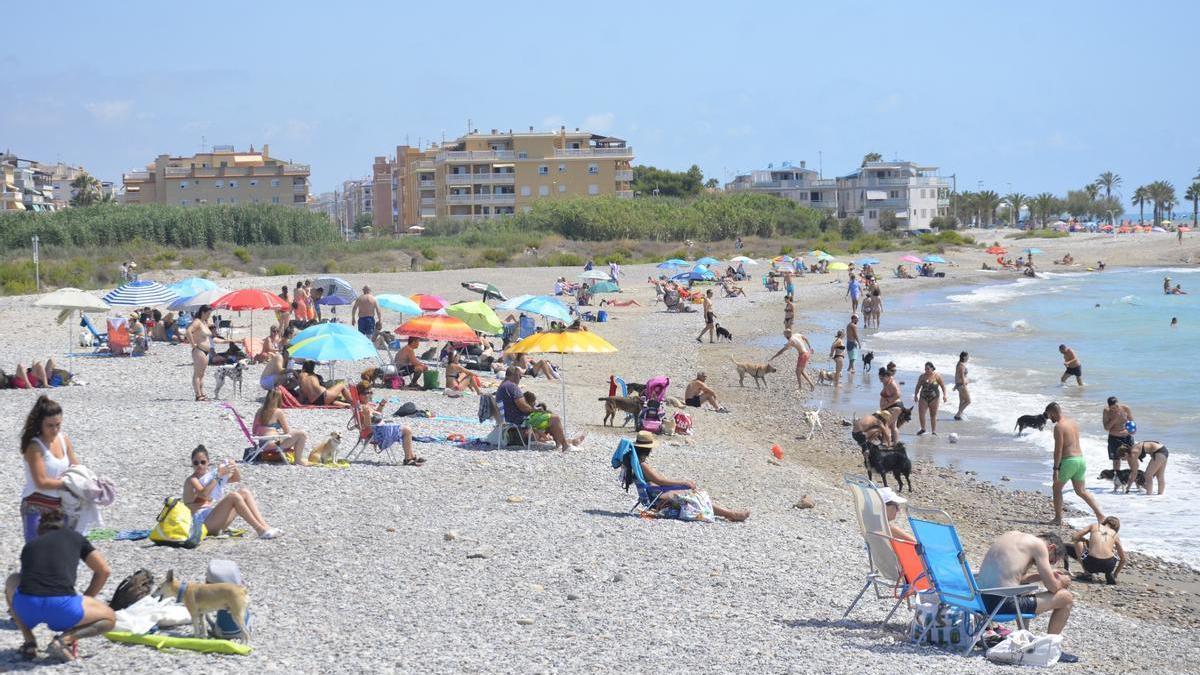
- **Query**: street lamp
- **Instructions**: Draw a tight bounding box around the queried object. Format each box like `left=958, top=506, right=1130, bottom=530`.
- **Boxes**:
left=31, top=235, right=40, bottom=292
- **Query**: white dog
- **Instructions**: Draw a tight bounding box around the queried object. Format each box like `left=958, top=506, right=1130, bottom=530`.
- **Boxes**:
left=801, top=404, right=823, bottom=439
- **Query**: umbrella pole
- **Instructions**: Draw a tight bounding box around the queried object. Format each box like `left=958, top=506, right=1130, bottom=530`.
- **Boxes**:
left=560, top=352, right=567, bottom=433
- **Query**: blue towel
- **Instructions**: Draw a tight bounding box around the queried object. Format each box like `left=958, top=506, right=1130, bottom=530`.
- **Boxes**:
left=372, top=424, right=410, bottom=450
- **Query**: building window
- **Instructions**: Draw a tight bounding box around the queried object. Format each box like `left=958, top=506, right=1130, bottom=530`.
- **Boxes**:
left=181, top=200, right=188, bottom=206
left=271, top=179, right=281, bottom=188
left=229, top=180, right=238, bottom=189
left=538, top=185, right=549, bottom=197
left=889, top=190, right=899, bottom=199
left=558, top=164, right=566, bottom=173
left=215, top=181, right=223, bottom=189
left=919, top=189, right=926, bottom=198
left=230, top=197, right=237, bottom=204
left=588, top=184, right=599, bottom=195
left=587, top=163, right=598, bottom=175
left=557, top=184, right=566, bottom=193
left=868, top=210, right=877, bottom=219
left=517, top=152, right=528, bottom=160
left=249, top=180, right=257, bottom=187
left=810, top=191, right=820, bottom=202
left=216, top=198, right=223, bottom=204
left=538, top=165, right=549, bottom=175
left=180, top=182, right=188, bottom=189
left=520, top=186, right=531, bottom=197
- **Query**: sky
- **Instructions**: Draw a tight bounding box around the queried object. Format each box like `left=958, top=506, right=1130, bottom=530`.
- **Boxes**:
left=3, top=1, right=1199, bottom=203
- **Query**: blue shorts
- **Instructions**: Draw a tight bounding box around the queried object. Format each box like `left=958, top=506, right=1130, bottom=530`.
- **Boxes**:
left=11, top=591, right=84, bottom=631
left=357, top=316, right=377, bottom=337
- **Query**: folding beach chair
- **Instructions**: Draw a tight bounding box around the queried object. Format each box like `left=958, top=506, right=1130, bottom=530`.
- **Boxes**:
left=610, top=438, right=690, bottom=516
left=105, top=318, right=132, bottom=356
left=220, top=403, right=289, bottom=463
left=80, top=315, right=108, bottom=348
left=842, top=474, right=910, bottom=622
left=518, top=315, right=536, bottom=340
left=613, top=376, right=637, bottom=427
left=482, top=393, right=530, bottom=450
left=908, top=507, right=1039, bottom=654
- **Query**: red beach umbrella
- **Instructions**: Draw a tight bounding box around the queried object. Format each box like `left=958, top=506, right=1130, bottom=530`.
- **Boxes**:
left=212, top=289, right=289, bottom=311
left=410, top=294, right=449, bottom=312
left=395, top=315, right=480, bottom=344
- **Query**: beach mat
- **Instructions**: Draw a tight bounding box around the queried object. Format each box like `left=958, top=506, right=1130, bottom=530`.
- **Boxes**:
left=105, top=631, right=252, bottom=655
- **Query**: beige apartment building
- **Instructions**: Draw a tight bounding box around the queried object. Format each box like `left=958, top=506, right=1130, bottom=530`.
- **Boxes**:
left=370, top=127, right=634, bottom=230
left=121, top=144, right=310, bottom=208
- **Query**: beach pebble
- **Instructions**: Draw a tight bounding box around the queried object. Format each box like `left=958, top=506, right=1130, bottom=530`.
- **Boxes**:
left=1001, top=476, right=1011, bottom=481
left=444, top=530, right=459, bottom=541
left=567, top=593, right=581, bottom=601
left=794, top=496, right=815, bottom=510
left=516, top=617, right=534, bottom=626
left=467, top=547, right=493, bottom=559
left=506, top=495, right=525, bottom=504
left=611, top=573, right=625, bottom=583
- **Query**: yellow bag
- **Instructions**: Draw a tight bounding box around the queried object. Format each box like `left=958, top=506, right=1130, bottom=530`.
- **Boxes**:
left=149, top=497, right=207, bottom=548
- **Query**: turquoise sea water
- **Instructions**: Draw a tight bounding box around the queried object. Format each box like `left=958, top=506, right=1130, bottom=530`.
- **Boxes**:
left=791, top=267, right=1199, bottom=568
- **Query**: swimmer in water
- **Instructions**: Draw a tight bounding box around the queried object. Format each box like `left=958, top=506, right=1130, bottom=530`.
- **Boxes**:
left=1171, top=317, right=1178, bottom=327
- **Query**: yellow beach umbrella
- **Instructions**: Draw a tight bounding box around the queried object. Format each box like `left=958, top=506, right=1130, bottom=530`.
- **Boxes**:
left=505, top=329, right=617, bottom=428
left=828, top=261, right=850, bottom=271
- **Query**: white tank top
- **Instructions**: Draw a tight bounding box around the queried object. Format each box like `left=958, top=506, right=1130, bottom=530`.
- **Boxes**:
left=22, top=434, right=70, bottom=499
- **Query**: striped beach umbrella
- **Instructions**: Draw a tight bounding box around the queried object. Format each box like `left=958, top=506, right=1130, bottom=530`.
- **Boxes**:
left=314, top=276, right=357, bottom=306
left=103, top=280, right=179, bottom=307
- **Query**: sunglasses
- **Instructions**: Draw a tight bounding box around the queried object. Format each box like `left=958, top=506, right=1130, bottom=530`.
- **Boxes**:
left=192, top=459, right=208, bottom=466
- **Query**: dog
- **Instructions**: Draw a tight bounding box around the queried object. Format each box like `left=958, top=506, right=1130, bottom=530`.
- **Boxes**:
left=715, top=324, right=733, bottom=341
left=861, top=351, right=875, bottom=370
left=307, top=431, right=342, bottom=464
left=802, top=408, right=822, bottom=440
left=662, top=416, right=677, bottom=435
left=213, top=359, right=250, bottom=399
left=418, top=347, right=438, bottom=361
left=624, top=382, right=647, bottom=397
left=732, top=358, right=777, bottom=388
left=815, top=370, right=837, bottom=385
left=1098, top=468, right=1146, bottom=493
left=154, top=570, right=251, bottom=641
left=666, top=395, right=687, bottom=409
left=598, top=395, right=642, bottom=426
left=864, top=441, right=913, bottom=493
left=1014, top=413, right=1048, bottom=435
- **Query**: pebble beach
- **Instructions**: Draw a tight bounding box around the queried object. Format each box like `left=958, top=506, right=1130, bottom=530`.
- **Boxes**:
left=2, top=230, right=1199, bottom=673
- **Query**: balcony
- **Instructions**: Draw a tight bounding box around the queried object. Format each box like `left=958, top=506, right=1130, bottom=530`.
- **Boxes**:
left=553, top=146, right=634, bottom=158
left=293, top=184, right=308, bottom=194
left=436, top=150, right=516, bottom=162
left=937, top=198, right=951, bottom=207
left=124, top=170, right=151, bottom=181
left=194, top=168, right=219, bottom=177
left=413, top=160, right=434, bottom=170
left=447, top=212, right=514, bottom=222
left=614, top=170, right=633, bottom=182
left=418, top=179, right=435, bottom=188
left=805, top=200, right=839, bottom=210
left=421, top=197, right=436, bottom=206
left=283, top=163, right=310, bottom=174
left=616, top=190, right=634, bottom=199
left=859, top=176, right=947, bottom=188
left=445, top=173, right=517, bottom=186
left=863, top=197, right=910, bottom=209
left=445, top=193, right=517, bottom=205
left=164, top=167, right=191, bottom=178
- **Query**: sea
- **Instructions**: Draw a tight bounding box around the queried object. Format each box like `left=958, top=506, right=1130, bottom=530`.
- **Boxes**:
left=782, top=267, right=1199, bottom=569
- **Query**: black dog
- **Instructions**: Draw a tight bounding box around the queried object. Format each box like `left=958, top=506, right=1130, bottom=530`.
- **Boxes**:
left=715, top=324, right=733, bottom=341
left=1014, top=413, right=1048, bottom=435
left=1098, top=468, right=1146, bottom=493
left=861, top=351, right=875, bottom=370
left=864, top=441, right=913, bottom=493
left=625, top=382, right=647, bottom=397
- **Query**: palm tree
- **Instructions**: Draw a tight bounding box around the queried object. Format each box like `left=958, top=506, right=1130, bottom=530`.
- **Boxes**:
left=975, top=190, right=1001, bottom=227
left=1031, top=192, right=1059, bottom=226
left=69, top=172, right=102, bottom=207
left=1148, top=181, right=1176, bottom=224
left=1186, top=182, right=1200, bottom=228
left=1004, top=193, right=1028, bottom=227
left=1132, top=186, right=1149, bottom=224
left=860, top=152, right=883, bottom=167
left=1095, top=172, right=1122, bottom=201
left=1083, top=183, right=1100, bottom=202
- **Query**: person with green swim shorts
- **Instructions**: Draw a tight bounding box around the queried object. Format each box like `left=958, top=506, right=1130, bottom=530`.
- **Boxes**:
left=1046, top=402, right=1106, bottom=526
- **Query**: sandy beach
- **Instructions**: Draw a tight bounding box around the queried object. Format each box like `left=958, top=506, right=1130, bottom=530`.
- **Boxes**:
left=2, top=229, right=1199, bottom=673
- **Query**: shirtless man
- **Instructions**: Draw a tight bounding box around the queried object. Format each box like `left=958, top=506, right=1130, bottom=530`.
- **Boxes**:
left=683, top=372, right=726, bottom=412
left=695, top=290, right=716, bottom=343
left=394, top=337, right=428, bottom=387
left=1065, top=516, right=1126, bottom=585
left=1046, top=402, right=1105, bottom=526
left=768, top=328, right=814, bottom=391
left=1101, top=396, right=1134, bottom=476
left=1058, top=344, right=1083, bottom=385
left=976, top=531, right=1078, bottom=654
left=845, top=314, right=861, bottom=372
left=351, top=286, right=382, bottom=338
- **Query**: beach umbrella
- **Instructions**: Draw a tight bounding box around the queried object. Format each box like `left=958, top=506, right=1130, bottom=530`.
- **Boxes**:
left=656, top=261, right=684, bottom=270
left=1023, top=248, right=1043, bottom=255
left=579, top=270, right=611, bottom=281
left=664, top=258, right=687, bottom=265
left=168, top=287, right=231, bottom=311
left=103, top=280, right=179, bottom=307
left=899, top=255, right=923, bottom=264
left=34, top=288, right=110, bottom=374
left=817, top=252, right=836, bottom=262
left=855, top=257, right=881, bottom=266
left=212, top=289, right=289, bottom=343
left=461, top=281, right=507, bottom=302
left=923, top=255, right=947, bottom=264
left=516, top=296, right=572, bottom=324
left=807, top=250, right=829, bottom=258
left=167, top=277, right=219, bottom=299
left=446, top=300, right=504, bottom=335
left=696, top=256, right=720, bottom=266
left=730, top=256, right=757, bottom=264
left=376, top=294, right=422, bottom=316
left=495, top=294, right=536, bottom=311
left=410, top=294, right=449, bottom=312
left=985, top=246, right=1008, bottom=255
left=395, top=315, right=481, bottom=344
left=672, top=268, right=716, bottom=282
left=588, top=281, right=620, bottom=294
left=772, top=255, right=794, bottom=263
left=828, top=262, right=850, bottom=271
left=505, top=329, right=617, bottom=430
left=1152, top=227, right=1167, bottom=233
left=289, top=331, right=378, bottom=363
left=313, top=277, right=357, bottom=306
left=289, top=321, right=362, bottom=346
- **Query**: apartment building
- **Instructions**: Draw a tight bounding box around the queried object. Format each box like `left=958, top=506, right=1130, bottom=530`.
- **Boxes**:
left=727, top=159, right=950, bottom=231
left=120, top=144, right=310, bottom=208
left=373, top=126, right=634, bottom=229
left=339, top=178, right=374, bottom=231
left=1, top=158, right=53, bottom=212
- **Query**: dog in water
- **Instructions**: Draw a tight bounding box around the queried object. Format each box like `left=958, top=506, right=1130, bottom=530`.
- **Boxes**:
left=815, top=370, right=837, bottom=385
left=861, top=351, right=875, bottom=371
left=715, top=324, right=733, bottom=342
left=307, top=431, right=342, bottom=464
left=864, top=441, right=913, bottom=493
left=732, top=358, right=777, bottom=388
left=1098, top=468, right=1146, bottom=493
left=154, top=570, right=251, bottom=641
left=598, top=395, right=642, bottom=426
left=1014, top=413, right=1048, bottom=435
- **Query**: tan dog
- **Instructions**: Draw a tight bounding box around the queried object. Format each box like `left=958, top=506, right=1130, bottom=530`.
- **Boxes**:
left=666, top=396, right=687, bottom=409
left=815, top=370, right=837, bottom=385
left=597, top=396, right=641, bottom=426
left=154, top=570, right=251, bottom=641
left=307, top=431, right=342, bottom=464
left=731, top=358, right=777, bottom=388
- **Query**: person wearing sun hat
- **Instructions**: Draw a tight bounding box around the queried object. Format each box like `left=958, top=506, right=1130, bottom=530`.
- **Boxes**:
left=876, top=486, right=914, bottom=543
left=620, top=431, right=750, bottom=522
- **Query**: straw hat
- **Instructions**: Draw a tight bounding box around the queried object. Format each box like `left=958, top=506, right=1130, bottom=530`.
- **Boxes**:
left=633, top=430, right=658, bottom=450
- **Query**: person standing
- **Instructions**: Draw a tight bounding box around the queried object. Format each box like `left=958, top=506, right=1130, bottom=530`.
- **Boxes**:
left=828, top=330, right=846, bottom=386
left=1059, top=344, right=1083, bottom=386
left=913, top=362, right=947, bottom=435
left=20, top=396, right=79, bottom=543
left=783, top=295, right=795, bottom=332
left=769, top=328, right=815, bottom=391
left=351, top=286, right=382, bottom=338
left=845, top=314, right=861, bottom=372
left=846, top=275, right=861, bottom=313
left=187, top=305, right=232, bottom=402
left=1045, top=402, right=1105, bottom=526
left=1101, top=396, right=1134, bottom=477
left=695, top=290, right=716, bottom=344
left=782, top=270, right=795, bottom=298
left=953, top=351, right=971, bottom=420
left=1120, top=440, right=1168, bottom=495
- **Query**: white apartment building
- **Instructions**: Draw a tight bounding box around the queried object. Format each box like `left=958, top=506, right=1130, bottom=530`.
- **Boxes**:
left=725, top=162, right=838, bottom=211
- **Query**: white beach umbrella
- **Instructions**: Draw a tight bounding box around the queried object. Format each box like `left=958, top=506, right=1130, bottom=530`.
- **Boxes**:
left=169, top=287, right=232, bottom=311
left=34, top=288, right=111, bottom=375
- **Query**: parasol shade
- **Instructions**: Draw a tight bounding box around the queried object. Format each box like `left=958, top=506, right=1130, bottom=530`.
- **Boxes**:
left=213, top=289, right=289, bottom=311
left=395, top=315, right=481, bottom=343
left=445, top=301, right=504, bottom=335
left=103, top=280, right=178, bottom=307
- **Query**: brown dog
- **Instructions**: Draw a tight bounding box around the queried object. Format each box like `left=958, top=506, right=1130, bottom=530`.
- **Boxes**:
left=154, top=570, right=251, bottom=641
left=598, top=396, right=641, bottom=426
left=307, top=431, right=342, bottom=464
left=732, top=358, right=777, bottom=388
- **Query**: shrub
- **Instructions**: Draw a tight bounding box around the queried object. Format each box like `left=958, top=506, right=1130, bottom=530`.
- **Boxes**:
left=480, top=248, right=510, bottom=265
left=422, top=261, right=444, bottom=272
left=420, top=247, right=437, bottom=260
left=839, top=217, right=864, bottom=240
left=322, top=259, right=339, bottom=273
left=778, top=245, right=794, bottom=255
left=233, top=248, right=252, bottom=263
left=1014, top=229, right=1069, bottom=239
left=267, top=263, right=297, bottom=276
left=544, top=252, right=583, bottom=267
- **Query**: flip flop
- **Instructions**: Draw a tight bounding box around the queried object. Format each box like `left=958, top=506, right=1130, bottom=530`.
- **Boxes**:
left=403, top=457, right=426, bottom=466
left=19, top=641, right=37, bottom=660
left=47, top=636, right=76, bottom=662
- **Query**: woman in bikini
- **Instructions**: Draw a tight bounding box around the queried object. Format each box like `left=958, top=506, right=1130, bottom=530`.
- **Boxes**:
left=1121, top=440, right=1169, bottom=495
left=913, top=361, right=947, bottom=435
left=877, top=367, right=903, bottom=439
left=829, top=330, right=846, bottom=386
left=252, top=389, right=311, bottom=465
left=183, top=445, right=280, bottom=539
left=953, top=351, right=971, bottom=420
left=187, top=305, right=231, bottom=401
left=297, top=361, right=349, bottom=407
left=445, top=351, right=483, bottom=395
left=19, top=396, right=79, bottom=542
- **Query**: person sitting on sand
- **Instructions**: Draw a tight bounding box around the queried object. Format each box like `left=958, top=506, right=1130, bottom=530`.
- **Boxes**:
left=976, top=531, right=1078, bottom=658
left=298, top=361, right=350, bottom=407
left=851, top=409, right=894, bottom=450
left=877, top=486, right=914, bottom=543
left=896, top=264, right=915, bottom=279
left=445, top=351, right=483, bottom=395
left=496, top=366, right=584, bottom=452
left=394, top=337, right=428, bottom=387
left=253, top=389, right=311, bottom=465
left=683, top=372, right=727, bottom=412
left=721, top=278, right=746, bottom=297
left=251, top=325, right=281, bottom=364
left=620, top=431, right=749, bottom=521
left=513, top=352, right=558, bottom=380
left=183, top=445, right=281, bottom=539
left=1065, top=516, right=1126, bottom=585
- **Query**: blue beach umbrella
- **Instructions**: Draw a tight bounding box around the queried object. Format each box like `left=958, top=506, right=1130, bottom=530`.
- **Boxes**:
left=376, top=294, right=422, bottom=316
left=856, top=257, right=881, bottom=266
left=923, top=255, right=947, bottom=264
left=1024, top=248, right=1043, bottom=255
left=696, top=256, right=720, bottom=266
left=517, top=295, right=572, bottom=323
left=289, top=331, right=378, bottom=362
left=589, top=281, right=620, bottom=294
left=167, top=277, right=218, bottom=299
left=103, top=280, right=179, bottom=307
left=495, top=294, right=537, bottom=311
left=289, top=321, right=362, bottom=346
left=657, top=261, right=684, bottom=270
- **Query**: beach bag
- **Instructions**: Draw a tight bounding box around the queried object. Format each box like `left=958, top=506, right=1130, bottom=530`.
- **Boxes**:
left=675, top=490, right=715, bottom=522
left=423, top=370, right=440, bottom=390
left=673, top=413, right=693, bottom=435
left=597, top=310, right=608, bottom=322
left=149, top=497, right=206, bottom=549
left=205, top=559, right=251, bottom=640
left=985, top=630, right=1062, bottom=667
left=110, top=569, right=155, bottom=611
left=909, top=601, right=976, bottom=649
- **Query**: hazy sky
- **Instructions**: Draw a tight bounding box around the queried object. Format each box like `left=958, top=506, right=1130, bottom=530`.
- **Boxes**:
left=3, top=1, right=1198, bottom=201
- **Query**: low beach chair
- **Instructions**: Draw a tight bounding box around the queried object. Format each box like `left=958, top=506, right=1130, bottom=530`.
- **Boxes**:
left=614, top=376, right=637, bottom=427
left=81, top=315, right=108, bottom=348
left=482, top=393, right=530, bottom=450
left=105, top=318, right=132, bottom=356
left=908, top=507, right=1038, bottom=654
left=610, top=438, right=690, bottom=516
left=843, top=474, right=910, bottom=623
left=221, top=403, right=289, bottom=463
left=344, top=385, right=400, bottom=463
left=518, top=315, right=536, bottom=340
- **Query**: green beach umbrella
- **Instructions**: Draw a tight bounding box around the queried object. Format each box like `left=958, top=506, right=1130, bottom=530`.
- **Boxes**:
left=446, top=300, right=504, bottom=335
left=589, top=281, right=620, bottom=294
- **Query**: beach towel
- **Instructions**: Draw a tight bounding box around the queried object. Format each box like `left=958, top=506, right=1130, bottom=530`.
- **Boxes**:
left=86, top=528, right=150, bottom=542
left=60, top=465, right=116, bottom=535
left=112, top=595, right=193, bottom=635
left=277, top=386, right=342, bottom=410
left=105, top=631, right=253, bottom=655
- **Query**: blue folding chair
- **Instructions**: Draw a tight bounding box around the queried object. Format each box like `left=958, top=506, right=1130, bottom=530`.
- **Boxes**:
left=908, top=507, right=1038, bottom=654
left=610, top=439, right=689, bottom=515
left=80, top=314, right=108, bottom=348
left=518, top=315, right=536, bottom=339
left=613, top=376, right=637, bottom=427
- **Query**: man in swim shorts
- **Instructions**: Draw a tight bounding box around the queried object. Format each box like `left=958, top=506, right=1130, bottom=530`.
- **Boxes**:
left=683, top=372, right=726, bottom=411
left=1101, top=396, right=1134, bottom=476
left=1058, top=344, right=1083, bottom=386
left=1065, top=516, right=1125, bottom=585
left=351, top=286, right=382, bottom=338
left=769, top=328, right=815, bottom=391
left=976, top=530, right=1078, bottom=658
left=1046, top=402, right=1105, bottom=526
left=845, top=314, right=861, bottom=372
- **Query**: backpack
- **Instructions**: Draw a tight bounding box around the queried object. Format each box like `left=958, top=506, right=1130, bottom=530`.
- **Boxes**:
left=205, top=559, right=251, bottom=639
left=110, top=569, right=155, bottom=611
left=149, top=497, right=207, bottom=548
left=673, top=412, right=693, bottom=435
